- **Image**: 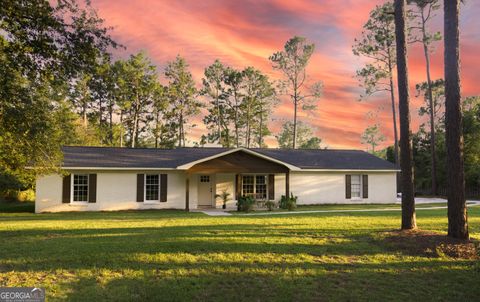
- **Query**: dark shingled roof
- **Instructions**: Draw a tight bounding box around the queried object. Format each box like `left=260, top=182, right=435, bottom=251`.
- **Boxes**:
left=62, top=146, right=396, bottom=170
left=252, top=148, right=396, bottom=170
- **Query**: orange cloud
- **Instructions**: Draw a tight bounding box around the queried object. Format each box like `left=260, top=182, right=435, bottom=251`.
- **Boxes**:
left=92, top=0, right=480, bottom=149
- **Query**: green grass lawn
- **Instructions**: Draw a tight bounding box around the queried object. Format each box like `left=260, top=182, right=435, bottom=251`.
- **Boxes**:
left=0, top=200, right=35, bottom=213
left=0, top=206, right=479, bottom=301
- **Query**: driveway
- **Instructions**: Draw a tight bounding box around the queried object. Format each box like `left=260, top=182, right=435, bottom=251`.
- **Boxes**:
left=396, top=196, right=480, bottom=204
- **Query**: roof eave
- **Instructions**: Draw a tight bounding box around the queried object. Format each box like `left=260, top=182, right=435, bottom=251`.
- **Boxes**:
left=62, top=167, right=177, bottom=170
left=296, top=168, right=400, bottom=172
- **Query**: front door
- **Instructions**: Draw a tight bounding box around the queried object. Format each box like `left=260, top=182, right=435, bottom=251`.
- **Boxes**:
left=198, top=175, right=213, bottom=207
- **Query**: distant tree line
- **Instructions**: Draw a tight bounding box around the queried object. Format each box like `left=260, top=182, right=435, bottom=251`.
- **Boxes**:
left=355, top=0, right=479, bottom=195
left=0, top=1, right=324, bottom=194
left=356, top=0, right=471, bottom=238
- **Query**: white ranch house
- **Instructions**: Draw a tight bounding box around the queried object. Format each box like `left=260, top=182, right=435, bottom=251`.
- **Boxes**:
left=35, top=146, right=398, bottom=213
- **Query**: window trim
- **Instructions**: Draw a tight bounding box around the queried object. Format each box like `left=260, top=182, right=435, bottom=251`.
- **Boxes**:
left=70, top=174, right=89, bottom=204
left=241, top=174, right=268, bottom=200
left=350, top=174, right=363, bottom=200
left=144, top=174, right=161, bottom=203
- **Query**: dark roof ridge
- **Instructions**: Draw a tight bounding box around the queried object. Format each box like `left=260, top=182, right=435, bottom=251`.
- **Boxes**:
left=63, top=145, right=366, bottom=152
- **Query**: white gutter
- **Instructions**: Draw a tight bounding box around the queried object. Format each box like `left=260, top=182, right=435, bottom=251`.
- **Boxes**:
left=62, top=167, right=177, bottom=171
left=295, top=169, right=399, bottom=173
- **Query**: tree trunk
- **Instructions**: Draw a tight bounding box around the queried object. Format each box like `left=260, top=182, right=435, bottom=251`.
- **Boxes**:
left=235, top=116, right=239, bottom=147
left=292, top=97, right=298, bottom=149
left=388, top=69, right=400, bottom=191
left=131, top=111, right=138, bottom=148
left=258, top=112, right=263, bottom=147
left=421, top=8, right=438, bottom=196
left=155, top=111, right=160, bottom=148
left=99, top=98, right=103, bottom=128
left=444, top=0, right=468, bottom=239
left=216, top=95, right=222, bottom=145
left=131, top=93, right=140, bottom=148
left=134, top=115, right=140, bottom=147
left=82, top=102, right=88, bottom=128
left=182, top=122, right=185, bottom=147
left=292, top=55, right=299, bottom=149
left=234, top=93, right=240, bottom=148
left=224, top=121, right=230, bottom=147
left=387, top=57, right=399, bottom=168
left=178, top=112, right=184, bottom=147
left=120, top=111, right=124, bottom=148
left=108, top=101, right=113, bottom=145
left=394, top=0, right=416, bottom=230
left=245, top=101, right=251, bottom=148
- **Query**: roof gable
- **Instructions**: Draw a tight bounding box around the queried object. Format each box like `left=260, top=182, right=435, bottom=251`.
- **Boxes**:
left=176, top=148, right=299, bottom=170
left=186, top=150, right=291, bottom=173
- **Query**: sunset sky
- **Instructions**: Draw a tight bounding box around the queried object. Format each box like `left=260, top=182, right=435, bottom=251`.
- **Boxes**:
left=92, top=0, right=479, bottom=149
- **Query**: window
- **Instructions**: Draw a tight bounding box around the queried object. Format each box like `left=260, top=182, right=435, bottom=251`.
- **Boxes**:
left=255, top=175, right=267, bottom=199
left=242, top=175, right=268, bottom=200
left=73, top=174, right=89, bottom=202
left=242, top=175, right=254, bottom=196
left=351, top=175, right=361, bottom=198
left=200, top=175, right=210, bottom=183
left=145, top=174, right=160, bottom=201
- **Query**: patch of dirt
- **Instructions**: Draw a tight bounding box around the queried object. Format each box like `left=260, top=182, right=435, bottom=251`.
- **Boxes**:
left=382, top=230, right=479, bottom=259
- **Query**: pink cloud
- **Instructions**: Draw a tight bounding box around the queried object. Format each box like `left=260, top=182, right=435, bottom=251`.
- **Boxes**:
left=91, top=0, right=480, bottom=149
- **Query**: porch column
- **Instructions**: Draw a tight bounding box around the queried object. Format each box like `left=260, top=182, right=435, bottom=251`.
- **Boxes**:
left=285, top=171, right=290, bottom=198
left=185, top=173, right=190, bottom=212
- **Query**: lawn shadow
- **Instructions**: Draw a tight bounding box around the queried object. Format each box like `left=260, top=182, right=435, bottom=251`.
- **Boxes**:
left=3, top=221, right=478, bottom=273
left=0, top=224, right=391, bottom=272
left=2, top=210, right=480, bottom=301
left=0, top=201, right=34, bottom=213
left=58, top=259, right=480, bottom=302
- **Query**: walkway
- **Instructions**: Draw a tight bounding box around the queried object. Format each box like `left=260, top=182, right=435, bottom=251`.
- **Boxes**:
left=196, top=209, right=232, bottom=216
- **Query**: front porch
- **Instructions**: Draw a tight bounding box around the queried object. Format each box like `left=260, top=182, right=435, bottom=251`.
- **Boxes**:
left=182, top=150, right=291, bottom=210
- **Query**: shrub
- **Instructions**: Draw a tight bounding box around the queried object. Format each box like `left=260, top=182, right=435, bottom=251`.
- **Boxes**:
left=237, top=196, right=255, bottom=212
left=17, top=189, right=35, bottom=202
left=286, top=199, right=296, bottom=211
left=1, top=189, right=35, bottom=202
left=279, top=195, right=288, bottom=209
left=265, top=200, right=276, bottom=211
left=279, top=193, right=297, bottom=211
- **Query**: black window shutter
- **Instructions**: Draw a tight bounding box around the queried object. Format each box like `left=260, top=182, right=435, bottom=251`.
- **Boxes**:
left=160, top=174, right=168, bottom=202
left=235, top=174, right=241, bottom=200
left=137, top=174, right=144, bottom=202
left=268, top=174, right=275, bottom=200
left=88, top=174, right=97, bottom=203
left=62, top=174, right=71, bottom=203
left=345, top=175, right=351, bottom=199
left=362, top=175, right=369, bottom=199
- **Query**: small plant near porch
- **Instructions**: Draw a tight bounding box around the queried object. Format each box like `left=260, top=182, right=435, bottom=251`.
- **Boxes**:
left=237, top=195, right=255, bottom=212
left=280, top=193, right=298, bottom=211
left=265, top=200, right=276, bottom=211
left=215, top=190, right=232, bottom=209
